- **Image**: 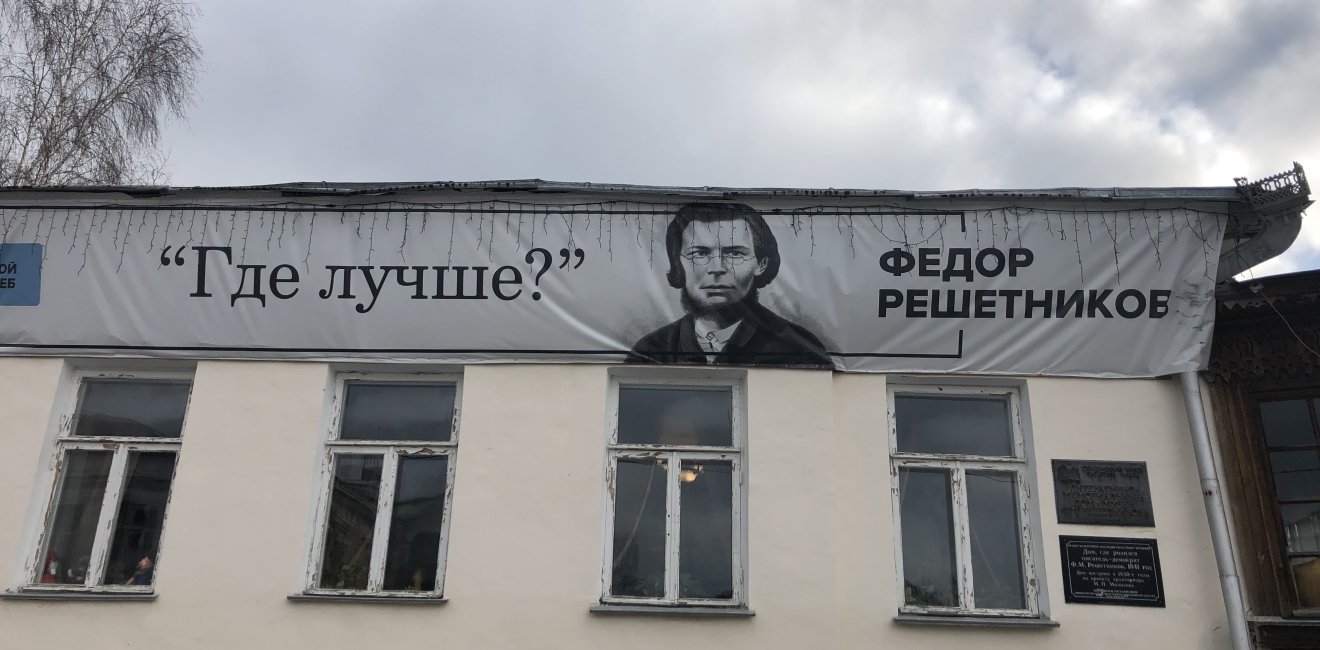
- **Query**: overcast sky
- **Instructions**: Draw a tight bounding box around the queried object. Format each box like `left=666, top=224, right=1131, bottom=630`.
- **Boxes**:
left=159, top=0, right=1320, bottom=276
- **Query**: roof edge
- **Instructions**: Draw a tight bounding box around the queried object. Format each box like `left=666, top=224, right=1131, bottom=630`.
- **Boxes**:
left=1218, top=162, right=1312, bottom=280
left=0, top=178, right=1249, bottom=201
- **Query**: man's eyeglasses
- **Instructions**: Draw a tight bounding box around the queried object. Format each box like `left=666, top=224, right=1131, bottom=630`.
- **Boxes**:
left=679, top=250, right=754, bottom=266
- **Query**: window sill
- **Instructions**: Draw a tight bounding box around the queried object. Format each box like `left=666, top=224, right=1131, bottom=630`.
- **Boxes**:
left=0, top=589, right=157, bottom=602
left=287, top=593, right=447, bottom=605
left=893, top=613, right=1058, bottom=629
left=590, top=603, right=755, bottom=618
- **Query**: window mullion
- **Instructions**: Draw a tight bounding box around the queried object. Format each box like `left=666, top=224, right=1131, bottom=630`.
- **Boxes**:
left=367, top=448, right=399, bottom=591
left=665, top=450, right=681, bottom=601
left=951, top=463, right=974, bottom=610
left=86, top=445, right=129, bottom=587
left=57, top=438, right=179, bottom=450
left=611, top=444, right=738, bottom=454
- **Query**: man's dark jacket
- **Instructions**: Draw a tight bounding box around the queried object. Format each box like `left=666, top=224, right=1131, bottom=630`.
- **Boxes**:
left=626, top=302, right=832, bottom=369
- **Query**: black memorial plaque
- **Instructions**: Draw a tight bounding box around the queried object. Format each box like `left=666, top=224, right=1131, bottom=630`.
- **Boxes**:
left=1059, top=536, right=1164, bottom=607
left=1052, top=459, right=1155, bottom=526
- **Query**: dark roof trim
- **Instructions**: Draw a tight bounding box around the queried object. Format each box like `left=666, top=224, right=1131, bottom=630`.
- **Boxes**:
left=1217, top=268, right=1320, bottom=304
left=0, top=178, right=1249, bottom=201
left=1, top=166, right=1308, bottom=280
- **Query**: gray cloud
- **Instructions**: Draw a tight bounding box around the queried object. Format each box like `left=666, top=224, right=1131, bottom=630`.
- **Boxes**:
left=160, top=0, right=1320, bottom=272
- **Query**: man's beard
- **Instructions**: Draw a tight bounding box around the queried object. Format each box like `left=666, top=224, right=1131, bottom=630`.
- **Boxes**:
left=681, top=286, right=759, bottom=321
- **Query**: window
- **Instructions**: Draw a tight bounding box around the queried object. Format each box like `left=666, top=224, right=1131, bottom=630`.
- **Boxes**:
left=601, top=377, right=745, bottom=607
left=1257, top=397, right=1320, bottom=610
left=31, top=372, right=191, bottom=592
left=306, top=376, right=460, bottom=598
left=889, top=385, right=1039, bottom=617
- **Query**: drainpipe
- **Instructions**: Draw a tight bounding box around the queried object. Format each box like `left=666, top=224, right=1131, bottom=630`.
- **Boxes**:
left=1179, top=371, right=1252, bottom=650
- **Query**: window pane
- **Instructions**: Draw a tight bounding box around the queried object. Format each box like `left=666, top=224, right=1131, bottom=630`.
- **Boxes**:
left=899, top=468, right=958, bottom=607
left=319, top=455, right=382, bottom=589
left=39, top=450, right=113, bottom=584
left=966, top=471, right=1026, bottom=610
left=895, top=394, right=1013, bottom=457
left=1269, top=451, right=1320, bottom=501
left=679, top=460, right=733, bottom=599
left=102, top=452, right=177, bottom=586
left=1260, top=400, right=1317, bottom=448
left=611, top=457, right=667, bottom=598
left=340, top=383, right=455, bottom=442
left=1291, top=556, right=1320, bottom=609
left=1281, top=503, right=1320, bottom=555
left=73, top=380, right=190, bottom=438
left=618, top=386, right=732, bottom=446
left=383, top=455, right=448, bottom=591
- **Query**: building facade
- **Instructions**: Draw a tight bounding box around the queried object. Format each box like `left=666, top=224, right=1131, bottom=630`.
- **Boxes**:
left=1208, top=269, right=1320, bottom=648
left=0, top=173, right=1309, bottom=648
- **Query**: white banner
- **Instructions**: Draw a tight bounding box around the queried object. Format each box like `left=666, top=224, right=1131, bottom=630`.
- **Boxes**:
left=0, top=199, right=1227, bottom=376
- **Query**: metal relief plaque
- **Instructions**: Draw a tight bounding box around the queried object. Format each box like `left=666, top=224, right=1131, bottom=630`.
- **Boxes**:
left=1060, top=536, right=1165, bottom=607
left=1052, top=459, right=1155, bottom=526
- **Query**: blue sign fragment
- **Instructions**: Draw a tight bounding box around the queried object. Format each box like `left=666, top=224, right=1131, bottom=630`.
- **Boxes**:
left=0, top=243, right=43, bottom=306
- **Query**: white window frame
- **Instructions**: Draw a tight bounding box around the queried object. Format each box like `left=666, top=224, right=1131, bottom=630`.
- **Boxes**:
left=26, top=369, right=192, bottom=593
left=888, top=384, right=1040, bottom=618
left=601, top=374, right=747, bottom=607
left=304, top=372, right=461, bottom=598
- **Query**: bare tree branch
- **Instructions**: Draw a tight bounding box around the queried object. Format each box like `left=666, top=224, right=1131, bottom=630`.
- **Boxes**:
left=0, top=0, right=200, bottom=186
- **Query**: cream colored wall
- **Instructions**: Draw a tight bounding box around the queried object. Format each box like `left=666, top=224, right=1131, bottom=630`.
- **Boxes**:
left=0, top=358, right=1231, bottom=649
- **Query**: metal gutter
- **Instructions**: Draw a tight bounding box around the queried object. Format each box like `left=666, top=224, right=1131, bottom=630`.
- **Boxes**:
left=1217, top=207, right=1307, bottom=280
left=1179, top=371, right=1254, bottom=650
left=1217, top=163, right=1312, bottom=280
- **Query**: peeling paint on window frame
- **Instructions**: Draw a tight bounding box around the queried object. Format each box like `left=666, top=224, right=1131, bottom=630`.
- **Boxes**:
left=21, top=369, right=193, bottom=595
left=301, top=372, right=461, bottom=600
left=600, top=373, right=747, bottom=609
left=887, top=383, right=1041, bottom=619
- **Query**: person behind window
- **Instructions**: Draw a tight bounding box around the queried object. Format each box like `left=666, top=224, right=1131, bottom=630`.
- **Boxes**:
left=125, top=555, right=153, bottom=586
left=626, top=202, right=831, bottom=368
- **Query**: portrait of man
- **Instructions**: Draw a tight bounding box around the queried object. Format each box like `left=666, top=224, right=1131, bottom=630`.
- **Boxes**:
left=626, top=202, right=832, bottom=368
